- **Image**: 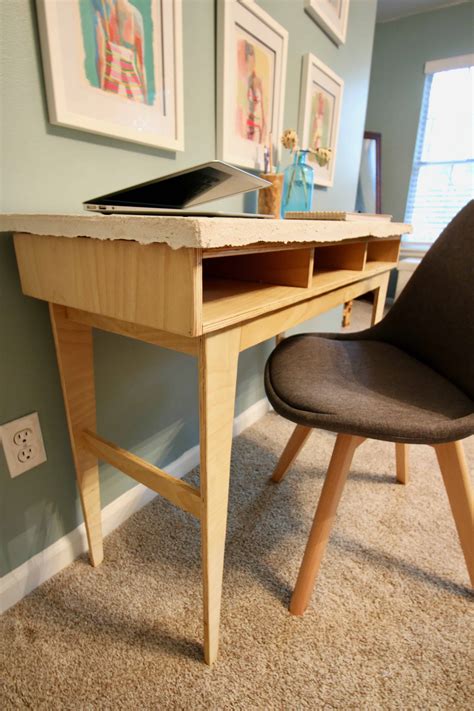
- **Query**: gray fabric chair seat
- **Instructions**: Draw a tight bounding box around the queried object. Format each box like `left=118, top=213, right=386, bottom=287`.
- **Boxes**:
left=265, top=333, right=474, bottom=445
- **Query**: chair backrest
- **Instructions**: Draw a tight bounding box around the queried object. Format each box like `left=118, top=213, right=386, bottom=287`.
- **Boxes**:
left=371, top=200, right=474, bottom=399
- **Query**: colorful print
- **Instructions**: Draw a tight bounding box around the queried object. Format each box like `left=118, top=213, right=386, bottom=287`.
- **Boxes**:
left=235, top=31, right=274, bottom=144
left=308, top=85, right=334, bottom=156
left=79, top=0, right=156, bottom=105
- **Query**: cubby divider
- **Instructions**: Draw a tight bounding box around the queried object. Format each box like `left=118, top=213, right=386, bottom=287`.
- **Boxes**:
left=314, top=241, right=367, bottom=273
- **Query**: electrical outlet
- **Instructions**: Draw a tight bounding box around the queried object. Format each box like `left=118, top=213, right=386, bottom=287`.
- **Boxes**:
left=0, top=412, right=47, bottom=478
left=14, top=428, right=33, bottom=446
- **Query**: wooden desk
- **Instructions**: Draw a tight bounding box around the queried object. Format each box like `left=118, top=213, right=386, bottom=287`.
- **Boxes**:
left=5, top=213, right=409, bottom=665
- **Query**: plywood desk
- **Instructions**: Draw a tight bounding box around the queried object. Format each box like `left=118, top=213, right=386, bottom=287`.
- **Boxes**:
left=5, top=213, right=409, bottom=665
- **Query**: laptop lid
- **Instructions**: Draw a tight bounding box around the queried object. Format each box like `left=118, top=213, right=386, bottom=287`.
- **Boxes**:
left=84, top=160, right=271, bottom=210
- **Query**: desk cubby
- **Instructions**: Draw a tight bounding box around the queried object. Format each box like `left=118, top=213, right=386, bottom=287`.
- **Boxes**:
left=201, top=236, right=400, bottom=332
left=313, top=241, right=367, bottom=273
left=202, top=247, right=314, bottom=288
left=203, top=236, right=399, bottom=289
left=366, top=238, right=401, bottom=263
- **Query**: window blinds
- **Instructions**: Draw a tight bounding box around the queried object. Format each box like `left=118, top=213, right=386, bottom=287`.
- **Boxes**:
left=404, top=59, right=474, bottom=248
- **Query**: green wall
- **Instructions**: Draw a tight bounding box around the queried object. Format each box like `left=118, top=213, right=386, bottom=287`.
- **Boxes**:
left=365, top=1, right=474, bottom=222
left=0, top=0, right=377, bottom=577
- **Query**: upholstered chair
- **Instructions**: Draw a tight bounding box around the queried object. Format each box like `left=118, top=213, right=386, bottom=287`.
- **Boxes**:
left=265, top=201, right=474, bottom=615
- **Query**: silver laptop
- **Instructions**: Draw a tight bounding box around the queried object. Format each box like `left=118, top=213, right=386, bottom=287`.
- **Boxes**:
left=83, top=160, right=273, bottom=218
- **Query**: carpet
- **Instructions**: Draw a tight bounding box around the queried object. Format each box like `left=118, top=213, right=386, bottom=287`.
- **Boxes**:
left=1, top=418, right=473, bottom=709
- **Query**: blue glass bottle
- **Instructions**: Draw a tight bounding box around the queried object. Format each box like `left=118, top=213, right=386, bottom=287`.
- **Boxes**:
left=281, top=150, right=314, bottom=218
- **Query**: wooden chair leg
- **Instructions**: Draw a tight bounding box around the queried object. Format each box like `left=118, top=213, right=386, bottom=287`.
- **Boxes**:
left=434, top=441, right=474, bottom=587
left=290, top=434, right=364, bottom=615
left=395, top=443, right=409, bottom=484
left=271, top=424, right=312, bottom=483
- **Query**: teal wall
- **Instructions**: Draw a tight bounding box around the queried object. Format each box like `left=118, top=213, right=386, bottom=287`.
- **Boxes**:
left=0, top=0, right=377, bottom=577
left=365, top=1, right=474, bottom=222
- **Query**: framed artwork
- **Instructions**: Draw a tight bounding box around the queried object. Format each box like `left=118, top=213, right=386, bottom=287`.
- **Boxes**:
left=217, top=0, right=288, bottom=171
left=36, top=0, right=184, bottom=151
left=304, top=0, right=350, bottom=46
left=297, top=53, right=344, bottom=187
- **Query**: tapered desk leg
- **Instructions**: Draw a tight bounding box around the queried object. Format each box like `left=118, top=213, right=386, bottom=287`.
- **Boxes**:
left=49, top=304, right=103, bottom=567
left=371, top=274, right=389, bottom=326
left=198, top=328, right=241, bottom=666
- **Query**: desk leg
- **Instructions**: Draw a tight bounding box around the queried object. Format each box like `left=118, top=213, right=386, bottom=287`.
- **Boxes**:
left=371, top=275, right=389, bottom=326
left=199, top=328, right=241, bottom=665
left=49, top=304, right=103, bottom=567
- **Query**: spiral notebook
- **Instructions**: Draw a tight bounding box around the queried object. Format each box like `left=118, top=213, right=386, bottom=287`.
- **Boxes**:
left=284, top=211, right=392, bottom=222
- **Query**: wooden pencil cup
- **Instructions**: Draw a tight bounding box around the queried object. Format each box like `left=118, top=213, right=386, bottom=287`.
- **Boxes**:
left=258, top=173, right=284, bottom=219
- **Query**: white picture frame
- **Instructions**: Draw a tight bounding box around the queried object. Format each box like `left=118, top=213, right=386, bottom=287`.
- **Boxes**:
left=304, top=0, right=350, bottom=46
left=298, top=53, right=344, bottom=187
left=217, top=0, right=288, bottom=171
left=36, top=0, right=184, bottom=152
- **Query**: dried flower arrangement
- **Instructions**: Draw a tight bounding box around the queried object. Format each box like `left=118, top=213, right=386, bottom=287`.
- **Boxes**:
left=281, top=128, right=331, bottom=167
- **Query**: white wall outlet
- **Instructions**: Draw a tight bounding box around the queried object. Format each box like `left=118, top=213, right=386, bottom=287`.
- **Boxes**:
left=0, top=412, right=47, bottom=478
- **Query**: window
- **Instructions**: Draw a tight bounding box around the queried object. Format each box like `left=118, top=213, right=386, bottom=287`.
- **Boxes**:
left=404, top=55, right=474, bottom=249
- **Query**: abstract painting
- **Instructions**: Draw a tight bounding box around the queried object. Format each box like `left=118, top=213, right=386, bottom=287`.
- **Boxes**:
left=217, top=0, right=288, bottom=171
left=79, top=0, right=157, bottom=107
left=235, top=32, right=275, bottom=145
left=37, top=0, right=183, bottom=151
left=298, top=53, right=344, bottom=187
left=308, top=86, right=334, bottom=152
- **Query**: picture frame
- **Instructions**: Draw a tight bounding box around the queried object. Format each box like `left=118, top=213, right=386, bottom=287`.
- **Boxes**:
left=297, top=53, right=344, bottom=187
left=36, top=0, right=184, bottom=152
left=304, top=0, right=350, bottom=46
left=217, top=0, right=288, bottom=171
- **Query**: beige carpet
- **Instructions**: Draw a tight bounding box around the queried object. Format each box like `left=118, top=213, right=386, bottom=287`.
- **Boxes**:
left=1, top=416, right=473, bottom=709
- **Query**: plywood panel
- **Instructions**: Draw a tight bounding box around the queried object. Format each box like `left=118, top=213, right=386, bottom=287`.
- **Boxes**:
left=367, top=238, right=401, bottom=263
left=203, top=248, right=314, bottom=287
left=239, top=273, right=388, bottom=350
left=14, top=234, right=202, bottom=336
left=203, top=261, right=395, bottom=332
left=314, top=241, right=367, bottom=272
left=66, top=308, right=198, bottom=356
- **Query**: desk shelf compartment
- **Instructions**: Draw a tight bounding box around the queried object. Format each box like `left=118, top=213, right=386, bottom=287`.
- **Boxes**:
left=312, top=237, right=400, bottom=280
left=366, top=238, right=401, bottom=264
left=202, top=237, right=401, bottom=333
left=202, top=247, right=314, bottom=288
left=202, top=260, right=396, bottom=334
left=313, top=241, right=367, bottom=275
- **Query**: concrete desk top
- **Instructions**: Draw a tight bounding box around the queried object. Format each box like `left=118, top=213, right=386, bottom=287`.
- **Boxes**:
left=0, top=213, right=411, bottom=250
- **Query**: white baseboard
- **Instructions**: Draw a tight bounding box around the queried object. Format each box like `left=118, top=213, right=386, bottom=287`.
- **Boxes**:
left=0, top=397, right=270, bottom=615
